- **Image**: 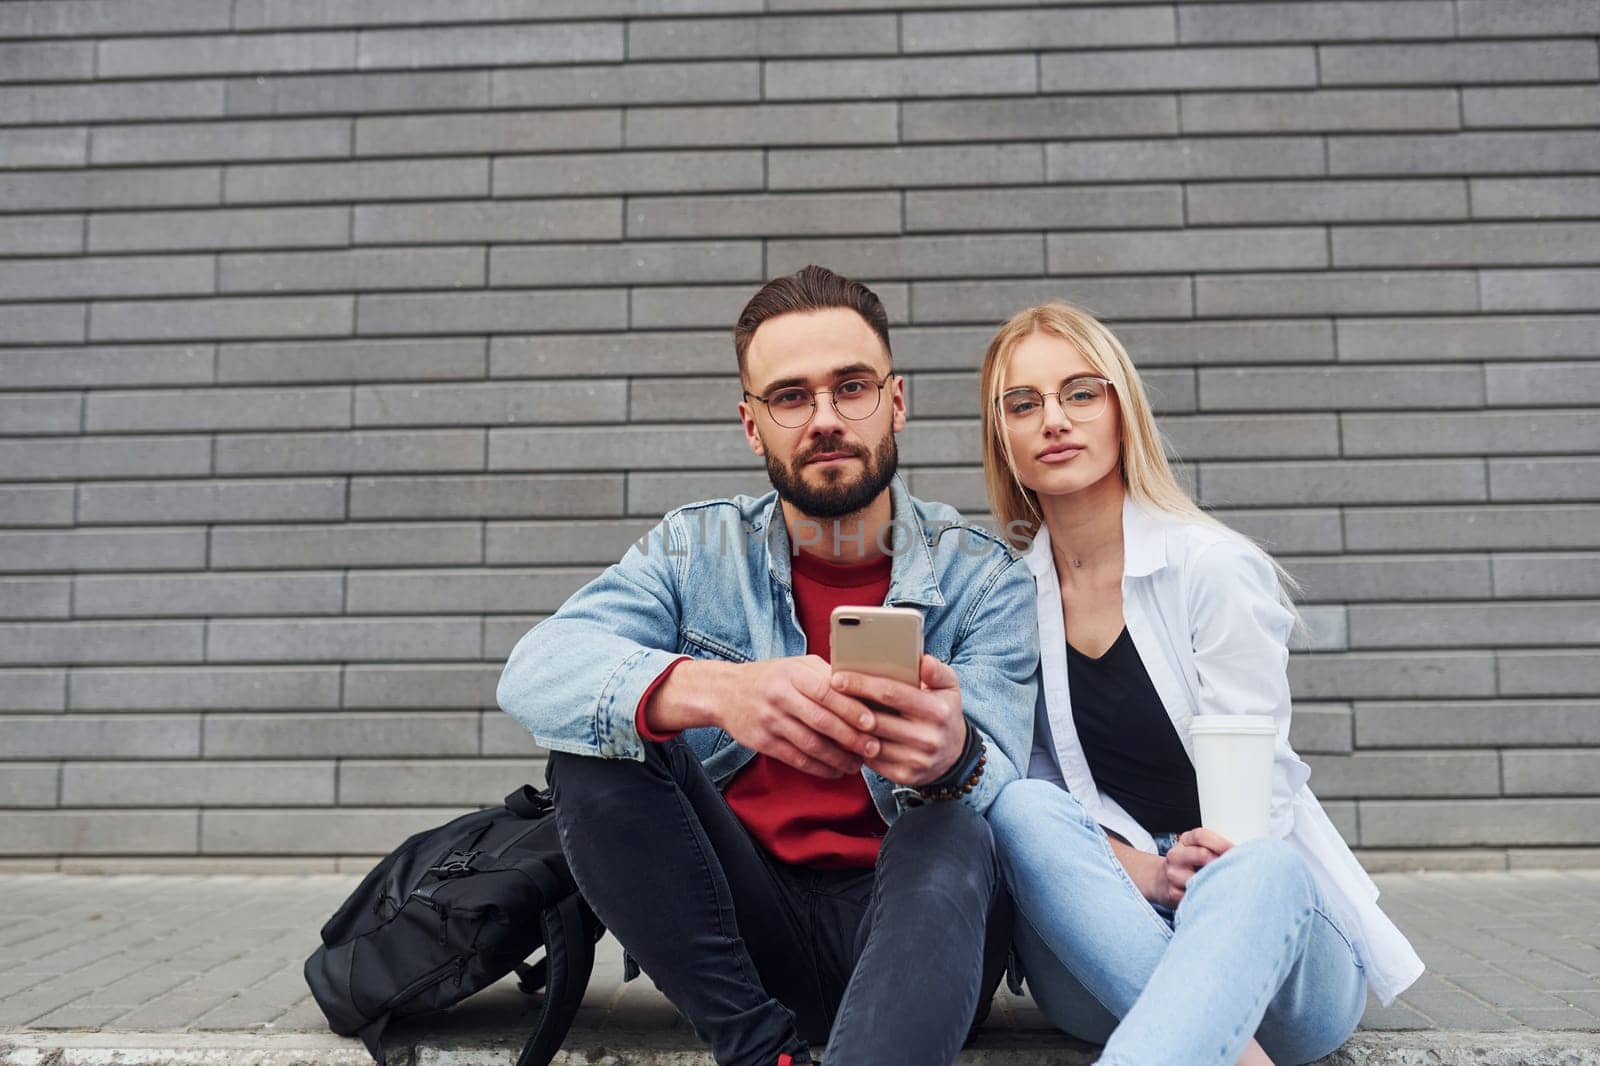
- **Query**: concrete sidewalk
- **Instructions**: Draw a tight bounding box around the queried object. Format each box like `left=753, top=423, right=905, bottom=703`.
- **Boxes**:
left=1, top=872, right=1598, bottom=1065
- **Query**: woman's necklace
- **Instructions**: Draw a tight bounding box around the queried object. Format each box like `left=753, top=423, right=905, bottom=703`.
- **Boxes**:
left=1053, top=537, right=1095, bottom=572
left=1056, top=546, right=1087, bottom=570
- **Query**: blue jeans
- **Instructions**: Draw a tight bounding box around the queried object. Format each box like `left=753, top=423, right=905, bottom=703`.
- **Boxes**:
left=990, top=780, right=1367, bottom=1066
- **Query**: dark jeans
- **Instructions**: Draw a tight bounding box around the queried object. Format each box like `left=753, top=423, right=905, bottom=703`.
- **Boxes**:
left=548, top=738, right=1012, bottom=1066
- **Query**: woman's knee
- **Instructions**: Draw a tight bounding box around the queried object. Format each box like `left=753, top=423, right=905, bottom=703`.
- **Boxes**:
left=988, top=779, right=1092, bottom=842
left=988, top=778, right=1045, bottom=838
left=1191, top=837, right=1315, bottom=909
left=988, top=782, right=1118, bottom=906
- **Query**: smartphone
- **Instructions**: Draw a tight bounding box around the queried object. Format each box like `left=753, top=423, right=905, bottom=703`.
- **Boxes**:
left=829, top=606, right=924, bottom=693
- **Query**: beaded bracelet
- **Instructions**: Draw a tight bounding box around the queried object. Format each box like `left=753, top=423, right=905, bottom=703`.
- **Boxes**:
left=917, top=729, right=987, bottom=802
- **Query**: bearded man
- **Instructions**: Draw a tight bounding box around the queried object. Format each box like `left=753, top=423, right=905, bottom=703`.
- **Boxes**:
left=497, top=265, right=1038, bottom=1066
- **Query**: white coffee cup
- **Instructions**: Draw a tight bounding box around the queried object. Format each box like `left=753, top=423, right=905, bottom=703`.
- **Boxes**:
left=1188, top=715, right=1277, bottom=844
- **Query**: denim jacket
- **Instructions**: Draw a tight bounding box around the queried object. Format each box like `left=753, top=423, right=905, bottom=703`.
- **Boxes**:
left=497, top=474, right=1039, bottom=821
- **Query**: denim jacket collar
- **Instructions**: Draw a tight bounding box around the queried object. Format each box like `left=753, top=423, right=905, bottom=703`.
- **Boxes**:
left=760, top=473, right=946, bottom=608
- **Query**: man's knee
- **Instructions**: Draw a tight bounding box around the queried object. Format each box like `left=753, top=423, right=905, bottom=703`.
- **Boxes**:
left=884, top=802, right=998, bottom=901
left=895, top=799, right=993, bottom=852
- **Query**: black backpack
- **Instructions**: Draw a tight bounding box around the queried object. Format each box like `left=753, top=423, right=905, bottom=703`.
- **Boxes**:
left=303, top=785, right=603, bottom=1066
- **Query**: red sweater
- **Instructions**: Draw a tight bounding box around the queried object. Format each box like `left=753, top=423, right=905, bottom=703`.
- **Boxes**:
left=636, top=549, right=893, bottom=868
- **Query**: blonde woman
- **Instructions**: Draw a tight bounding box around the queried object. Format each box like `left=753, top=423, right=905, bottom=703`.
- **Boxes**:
left=979, top=304, right=1421, bottom=1066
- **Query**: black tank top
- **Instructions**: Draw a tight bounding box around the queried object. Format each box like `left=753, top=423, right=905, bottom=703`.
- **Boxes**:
left=1068, top=626, right=1202, bottom=836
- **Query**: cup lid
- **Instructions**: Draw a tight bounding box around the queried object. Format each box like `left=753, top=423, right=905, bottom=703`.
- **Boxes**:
left=1187, top=715, right=1277, bottom=736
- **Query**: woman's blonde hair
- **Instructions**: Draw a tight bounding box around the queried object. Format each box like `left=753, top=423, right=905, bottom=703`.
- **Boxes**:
left=978, top=302, right=1302, bottom=613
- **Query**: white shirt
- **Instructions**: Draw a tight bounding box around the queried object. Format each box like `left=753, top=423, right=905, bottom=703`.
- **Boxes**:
left=1024, top=496, right=1423, bottom=1005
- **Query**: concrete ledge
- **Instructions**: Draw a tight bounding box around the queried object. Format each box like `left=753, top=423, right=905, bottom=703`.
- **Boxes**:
left=6, top=848, right=1600, bottom=877
left=4, top=1029, right=1600, bottom=1066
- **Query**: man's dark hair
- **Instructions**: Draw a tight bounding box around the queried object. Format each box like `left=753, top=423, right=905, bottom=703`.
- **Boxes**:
left=733, top=264, right=892, bottom=381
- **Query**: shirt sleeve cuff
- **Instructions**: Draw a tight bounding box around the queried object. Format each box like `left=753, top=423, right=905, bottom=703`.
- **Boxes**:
left=635, top=655, right=693, bottom=743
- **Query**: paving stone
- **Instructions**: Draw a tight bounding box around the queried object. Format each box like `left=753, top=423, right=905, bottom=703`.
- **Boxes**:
left=1399, top=988, right=1520, bottom=1029
left=1507, top=1006, right=1600, bottom=1029
left=1451, top=974, right=1576, bottom=1011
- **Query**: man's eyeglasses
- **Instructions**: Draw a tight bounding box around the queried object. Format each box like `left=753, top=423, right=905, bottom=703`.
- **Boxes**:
left=744, top=374, right=893, bottom=429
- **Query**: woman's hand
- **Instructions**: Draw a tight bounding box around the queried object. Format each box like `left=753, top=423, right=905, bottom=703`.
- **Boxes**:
left=1154, top=827, right=1234, bottom=906
left=1104, top=827, right=1235, bottom=908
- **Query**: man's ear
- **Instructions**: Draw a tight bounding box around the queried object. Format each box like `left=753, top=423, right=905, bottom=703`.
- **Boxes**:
left=739, top=400, right=765, bottom=457
left=889, top=373, right=908, bottom=433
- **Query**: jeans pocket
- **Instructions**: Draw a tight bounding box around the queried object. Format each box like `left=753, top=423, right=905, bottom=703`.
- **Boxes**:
left=1315, top=905, right=1366, bottom=972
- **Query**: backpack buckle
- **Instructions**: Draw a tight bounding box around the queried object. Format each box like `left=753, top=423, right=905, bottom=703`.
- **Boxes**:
left=429, top=849, right=483, bottom=878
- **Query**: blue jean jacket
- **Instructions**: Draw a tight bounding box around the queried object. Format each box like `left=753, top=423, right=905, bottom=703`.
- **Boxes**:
left=497, top=474, right=1040, bottom=822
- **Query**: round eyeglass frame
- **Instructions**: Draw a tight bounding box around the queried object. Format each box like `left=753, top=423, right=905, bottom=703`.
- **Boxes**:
left=743, top=373, right=894, bottom=429
left=996, top=376, right=1115, bottom=426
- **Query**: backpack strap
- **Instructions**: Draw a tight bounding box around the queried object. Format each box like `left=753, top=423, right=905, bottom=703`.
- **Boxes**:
left=514, top=959, right=546, bottom=994
left=515, top=894, right=597, bottom=1066
left=354, top=1010, right=392, bottom=1066
left=504, top=785, right=552, bottom=820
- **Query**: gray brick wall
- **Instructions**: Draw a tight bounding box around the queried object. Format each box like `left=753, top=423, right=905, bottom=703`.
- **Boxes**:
left=1, top=0, right=1596, bottom=872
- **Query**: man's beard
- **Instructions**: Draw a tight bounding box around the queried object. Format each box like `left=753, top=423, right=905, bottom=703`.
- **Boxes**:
left=766, top=431, right=899, bottom=520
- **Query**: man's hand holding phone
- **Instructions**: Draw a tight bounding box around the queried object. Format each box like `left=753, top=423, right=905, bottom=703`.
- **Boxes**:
left=827, top=606, right=965, bottom=788
left=642, top=605, right=964, bottom=785
left=643, top=654, right=881, bottom=779
left=831, top=653, right=967, bottom=787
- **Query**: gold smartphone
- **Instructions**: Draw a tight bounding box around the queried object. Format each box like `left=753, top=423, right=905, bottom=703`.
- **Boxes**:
left=829, top=606, right=924, bottom=694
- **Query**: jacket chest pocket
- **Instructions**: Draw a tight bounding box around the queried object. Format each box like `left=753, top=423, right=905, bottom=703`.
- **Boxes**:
left=679, top=627, right=752, bottom=664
